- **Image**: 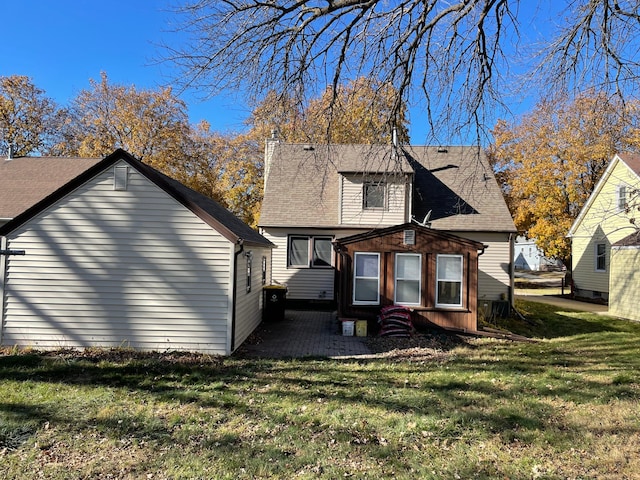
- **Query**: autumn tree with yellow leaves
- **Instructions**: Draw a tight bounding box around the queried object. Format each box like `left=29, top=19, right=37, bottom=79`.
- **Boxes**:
left=247, top=78, right=409, bottom=144
left=0, top=75, right=63, bottom=156
left=489, top=93, right=640, bottom=264
left=61, top=72, right=190, bottom=173
left=3, top=73, right=409, bottom=228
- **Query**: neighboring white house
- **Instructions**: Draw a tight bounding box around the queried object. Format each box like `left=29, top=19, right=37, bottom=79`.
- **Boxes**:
left=514, top=235, right=564, bottom=271
left=0, top=149, right=273, bottom=354
left=259, top=141, right=517, bottom=315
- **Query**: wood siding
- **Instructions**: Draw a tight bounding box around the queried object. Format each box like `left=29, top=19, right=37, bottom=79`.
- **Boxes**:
left=261, top=228, right=511, bottom=305
left=1, top=161, right=236, bottom=354
left=609, top=247, right=640, bottom=321
left=340, top=174, right=408, bottom=226
left=336, top=226, right=481, bottom=332
left=571, top=160, right=639, bottom=297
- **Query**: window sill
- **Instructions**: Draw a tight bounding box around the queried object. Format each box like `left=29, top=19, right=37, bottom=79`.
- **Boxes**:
left=413, top=306, right=470, bottom=313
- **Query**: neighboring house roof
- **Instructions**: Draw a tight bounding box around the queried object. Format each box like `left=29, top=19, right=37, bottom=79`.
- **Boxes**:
left=0, top=155, right=100, bottom=220
left=612, top=230, right=640, bottom=247
left=568, top=152, right=640, bottom=236
left=260, top=143, right=516, bottom=232
left=0, top=149, right=272, bottom=247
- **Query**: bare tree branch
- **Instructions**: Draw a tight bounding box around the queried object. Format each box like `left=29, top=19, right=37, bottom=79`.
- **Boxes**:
left=162, top=1, right=640, bottom=142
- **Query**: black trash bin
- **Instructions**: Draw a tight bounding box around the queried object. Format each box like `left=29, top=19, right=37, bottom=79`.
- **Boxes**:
left=263, top=285, right=287, bottom=321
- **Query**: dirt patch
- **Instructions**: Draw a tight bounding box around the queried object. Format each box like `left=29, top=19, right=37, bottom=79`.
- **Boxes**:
left=364, top=332, right=469, bottom=362
left=0, top=347, right=223, bottom=365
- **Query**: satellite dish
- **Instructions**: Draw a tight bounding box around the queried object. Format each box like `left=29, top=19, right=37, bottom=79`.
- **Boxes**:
left=411, top=210, right=432, bottom=227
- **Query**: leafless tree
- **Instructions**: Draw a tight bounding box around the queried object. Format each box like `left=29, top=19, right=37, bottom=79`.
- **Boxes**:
left=163, top=1, right=640, bottom=143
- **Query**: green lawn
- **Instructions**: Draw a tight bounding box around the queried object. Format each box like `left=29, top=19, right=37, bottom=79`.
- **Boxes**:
left=1, top=300, right=639, bottom=479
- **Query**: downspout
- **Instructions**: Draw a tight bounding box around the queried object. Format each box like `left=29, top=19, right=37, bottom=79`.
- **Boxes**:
left=508, top=233, right=515, bottom=308
left=231, top=238, right=244, bottom=353
left=0, top=237, right=6, bottom=345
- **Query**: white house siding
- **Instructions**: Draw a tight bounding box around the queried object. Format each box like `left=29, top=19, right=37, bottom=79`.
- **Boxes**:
left=340, top=174, right=408, bottom=226
left=1, top=161, right=234, bottom=354
left=260, top=228, right=362, bottom=301
left=233, top=245, right=271, bottom=350
left=450, top=231, right=512, bottom=302
left=609, top=246, right=640, bottom=321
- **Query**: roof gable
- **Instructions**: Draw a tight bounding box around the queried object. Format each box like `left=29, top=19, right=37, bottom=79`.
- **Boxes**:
left=568, top=153, right=640, bottom=236
left=335, top=222, right=485, bottom=249
left=0, top=149, right=272, bottom=247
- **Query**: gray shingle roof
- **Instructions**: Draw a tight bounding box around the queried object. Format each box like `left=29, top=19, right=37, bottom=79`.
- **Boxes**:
left=259, top=143, right=516, bottom=233
left=0, top=156, right=100, bottom=219
left=405, top=146, right=516, bottom=232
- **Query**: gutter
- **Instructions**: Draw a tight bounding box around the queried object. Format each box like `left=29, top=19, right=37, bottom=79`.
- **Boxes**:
left=230, top=238, right=244, bottom=353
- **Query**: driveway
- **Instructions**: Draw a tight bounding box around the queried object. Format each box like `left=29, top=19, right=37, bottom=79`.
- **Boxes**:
left=515, top=293, right=608, bottom=314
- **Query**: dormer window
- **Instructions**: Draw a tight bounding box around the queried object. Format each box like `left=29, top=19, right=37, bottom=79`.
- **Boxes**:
left=363, top=181, right=385, bottom=209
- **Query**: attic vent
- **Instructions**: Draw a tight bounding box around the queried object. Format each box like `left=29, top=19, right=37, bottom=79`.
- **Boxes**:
left=437, top=147, right=448, bottom=153
left=403, top=229, right=416, bottom=245
left=114, top=166, right=129, bottom=191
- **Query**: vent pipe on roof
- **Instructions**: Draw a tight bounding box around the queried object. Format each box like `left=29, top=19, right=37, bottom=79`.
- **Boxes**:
left=392, top=127, right=398, bottom=148
left=6, top=144, right=14, bottom=160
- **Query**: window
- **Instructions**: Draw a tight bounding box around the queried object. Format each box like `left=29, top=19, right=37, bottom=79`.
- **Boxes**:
left=353, top=252, right=380, bottom=304
left=436, top=255, right=463, bottom=307
left=595, top=243, right=606, bottom=272
left=289, top=236, right=309, bottom=267
left=363, top=181, right=385, bottom=209
left=312, top=237, right=333, bottom=267
left=395, top=253, right=421, bottom=305
left=617, top=185, right=627, bottom=210
left=288, top=236, right=333, bottom=268
left=246, top=253, right=252, bottom=293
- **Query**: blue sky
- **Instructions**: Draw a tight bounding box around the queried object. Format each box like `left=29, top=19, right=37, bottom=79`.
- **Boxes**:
left=1, top=1, right=252, bottom=134
left=1, top=1, right=553, bottom=144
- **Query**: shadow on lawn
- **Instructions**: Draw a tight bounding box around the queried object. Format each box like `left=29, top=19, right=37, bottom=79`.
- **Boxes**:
left=2, top=297, right=640, bottom=455
left=1, top=334, right=639, bottom=455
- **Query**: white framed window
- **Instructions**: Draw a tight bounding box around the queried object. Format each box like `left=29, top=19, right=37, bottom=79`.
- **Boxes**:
left=595, top=243, right=606, bottom=272
left=353, top=252, right=380, bottom=305
left=436, top=254, right=463, bottom=308
left=363, top=181, right=385, bottom=209
left=617, top=185, right=627, bottom=211
left=288, top=236, right=334, bottom=268
left=395, top=253, right=421, bottom=305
